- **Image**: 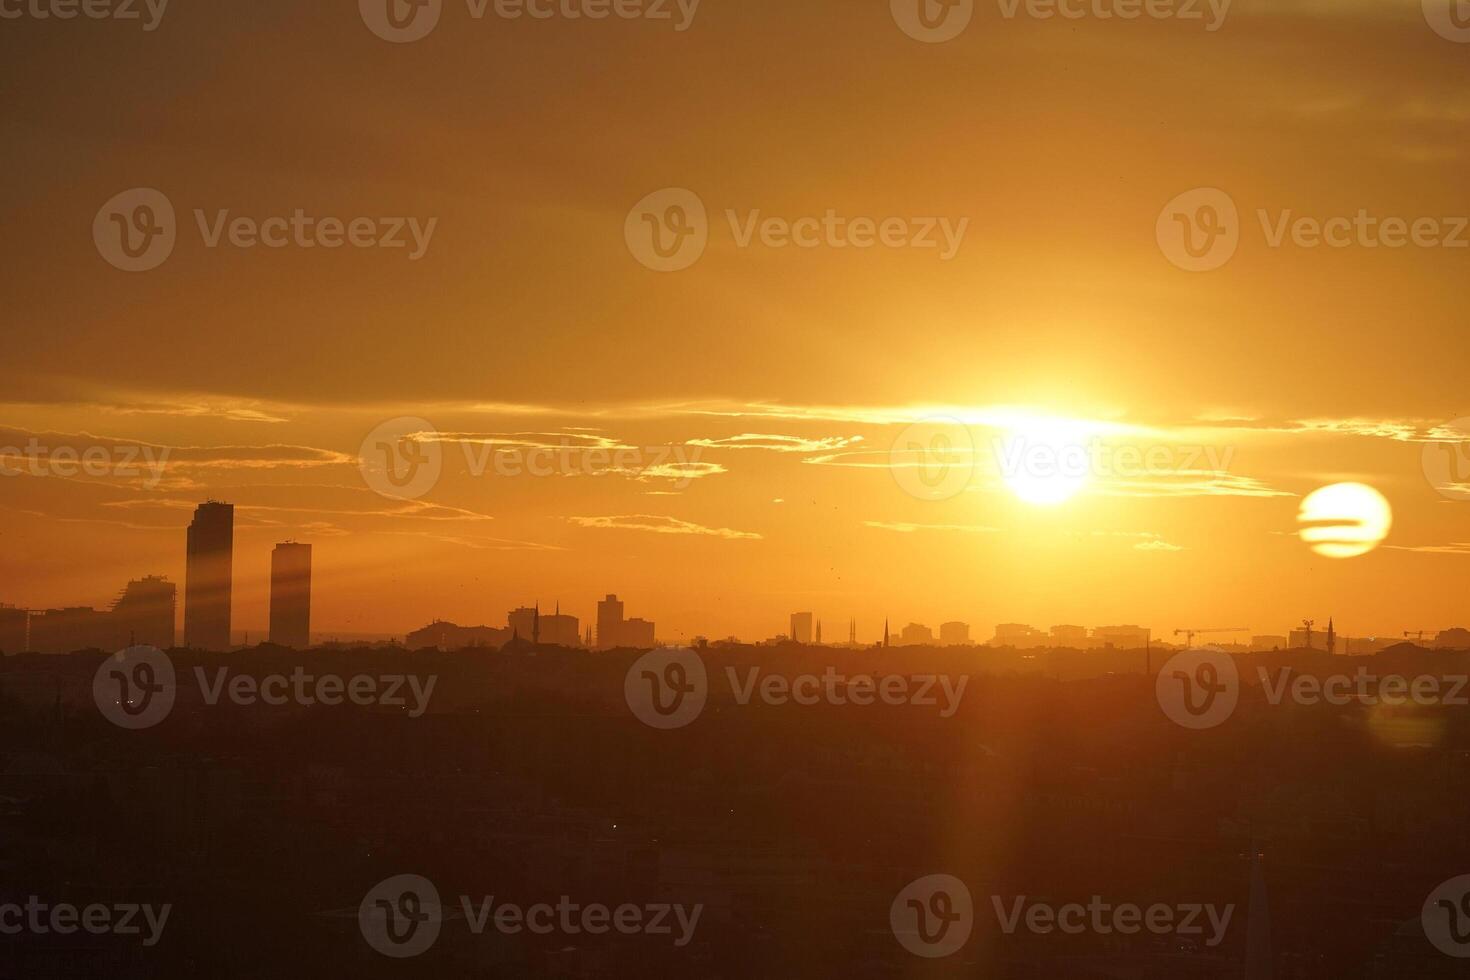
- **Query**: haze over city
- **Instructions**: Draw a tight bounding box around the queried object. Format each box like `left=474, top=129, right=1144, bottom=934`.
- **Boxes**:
left=3, top=0, right=1470, bottom=976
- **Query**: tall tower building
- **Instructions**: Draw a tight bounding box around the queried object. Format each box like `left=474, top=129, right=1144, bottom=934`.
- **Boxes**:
left=790, top=612, right=814, bottom=645
left=185, top=501, right=234, bottom=651
left=269, top=541, right=312, bottom=649
left=597, top=594, right=625, bottom=649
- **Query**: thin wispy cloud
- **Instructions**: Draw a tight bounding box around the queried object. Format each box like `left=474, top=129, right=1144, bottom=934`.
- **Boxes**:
left=568, top=515, right=762, bottom=540
left=864, top=521, right=1000, bottom=534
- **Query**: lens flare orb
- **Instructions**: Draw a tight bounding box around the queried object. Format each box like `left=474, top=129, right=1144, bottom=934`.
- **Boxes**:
left=1297, top=482, right=1392, bottom=559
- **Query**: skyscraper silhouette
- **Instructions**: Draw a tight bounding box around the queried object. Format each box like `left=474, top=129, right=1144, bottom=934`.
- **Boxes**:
left=597, top=594, right=624, bottom=649
left=185, top=501, right=234, bottom=651
left=269, top=541, right=312, bottom=649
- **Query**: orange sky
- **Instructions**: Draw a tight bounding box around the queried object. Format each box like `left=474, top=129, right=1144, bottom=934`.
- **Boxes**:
left=1, top=0, right=1467, bottom=643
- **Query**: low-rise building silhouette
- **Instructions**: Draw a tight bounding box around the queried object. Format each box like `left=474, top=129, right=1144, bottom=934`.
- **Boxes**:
left=0, top=604, right=27, bottom=654
left=112, top=575, right=176, bottom=649
left=596, top=594, right=655, bottom=649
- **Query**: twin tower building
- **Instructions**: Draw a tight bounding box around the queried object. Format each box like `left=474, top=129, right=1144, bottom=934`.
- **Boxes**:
left=185, top=501, right=311, bottom=651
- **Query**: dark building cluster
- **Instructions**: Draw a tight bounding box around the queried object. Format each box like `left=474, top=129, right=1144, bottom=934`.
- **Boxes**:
left=1, top=502, right=312, bottom=654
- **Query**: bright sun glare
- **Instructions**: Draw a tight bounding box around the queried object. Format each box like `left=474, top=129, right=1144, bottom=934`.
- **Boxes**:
left=997, top=419, right=1091, bottom=506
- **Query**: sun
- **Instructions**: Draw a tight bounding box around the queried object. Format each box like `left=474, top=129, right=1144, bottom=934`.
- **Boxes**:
left=1297, top=482, right=1393, bottom=558
left=995, top=418, right=1091, bottom=506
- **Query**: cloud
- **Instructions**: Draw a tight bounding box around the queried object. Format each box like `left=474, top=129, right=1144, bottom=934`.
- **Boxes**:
left=0, top=387, right=296, bottom=423
left=1384, top=543, right=1470, bottom=555
left=422, top=432, right=724, bottom=484
left=373, top=530, right=565, bottom=552
left=1134, top=539, right=1185, bottom=552
left=864, top=521, right=1000, bottom=534
left=686, top=434, right=865, bottom=453
left=1095, top=473, right=1293, bottom=499
left=1195, top=416, right=1467, bottom=444
left=568, top=515, right=762, bottom=540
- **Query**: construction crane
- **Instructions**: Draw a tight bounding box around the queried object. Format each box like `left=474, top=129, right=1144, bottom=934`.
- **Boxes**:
left=1174, top=627, right=1249, bottom=647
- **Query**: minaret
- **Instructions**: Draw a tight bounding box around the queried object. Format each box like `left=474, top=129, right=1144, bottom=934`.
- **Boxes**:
left=883, top=619, right=890, bottom=648
left=1326, top=618, right=1336, bottom=656
left=816, top=620, right=822, bottom=645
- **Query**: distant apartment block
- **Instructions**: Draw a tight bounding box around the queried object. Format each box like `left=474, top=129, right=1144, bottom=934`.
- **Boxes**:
left=538, top=610, right=581, bottom=647
left=0, top=604, right=27, bottom=654
left=939, top=621, right=971, bottom=645
left=1287, top=628, right=1325, bottom=651
left=507, top=605, right=582, bottom=647
left=185, top=501, right=234, bottom=651
left=270, top=541, right=312, bottom=649
left=789, top=612, right=814, bottom=645
left=28, top=607, right=111, bottom=655
left=596, top=594, right=624, bottom=649
left=21, top=576, right=176, bottom=655
left=991, top=623, right=1049, bottom=648
left=1050, top=624, right=1089, bottom=648
left=113, top=575, right=176, bottom=649
left=1092, top=625, right=1151, bottom=649
left=596, top=594, right=655, bottom=649
left=899, top=622, right=934, bottom=645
